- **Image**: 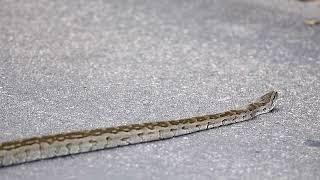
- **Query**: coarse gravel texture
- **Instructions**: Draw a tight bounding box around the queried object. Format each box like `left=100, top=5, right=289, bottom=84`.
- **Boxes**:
left=0, top=0, right=319, bottom=179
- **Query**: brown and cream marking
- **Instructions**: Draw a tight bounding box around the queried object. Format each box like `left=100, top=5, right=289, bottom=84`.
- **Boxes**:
left=0, top=91, right=279, bottom=167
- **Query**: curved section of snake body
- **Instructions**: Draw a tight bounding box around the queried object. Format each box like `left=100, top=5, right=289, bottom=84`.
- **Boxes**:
left=0, top=91, right=278, bottom=167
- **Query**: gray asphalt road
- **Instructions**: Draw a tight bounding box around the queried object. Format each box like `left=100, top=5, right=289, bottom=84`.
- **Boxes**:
left=0, top=0, right=319, bottom=179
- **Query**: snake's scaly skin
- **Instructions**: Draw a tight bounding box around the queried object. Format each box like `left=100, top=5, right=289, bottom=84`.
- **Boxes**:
left=0, top=91, right=278, bottom=167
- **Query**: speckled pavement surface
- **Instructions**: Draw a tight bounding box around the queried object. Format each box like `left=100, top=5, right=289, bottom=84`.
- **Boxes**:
left=0, top=0, right=319, bottom=179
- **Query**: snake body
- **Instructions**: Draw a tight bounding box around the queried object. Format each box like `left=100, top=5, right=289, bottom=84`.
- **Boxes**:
left=0, top=91, right=278, bottom=167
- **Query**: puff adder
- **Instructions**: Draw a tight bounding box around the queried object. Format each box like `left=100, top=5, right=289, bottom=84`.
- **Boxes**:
left=0, top=91, right=279, bottom=167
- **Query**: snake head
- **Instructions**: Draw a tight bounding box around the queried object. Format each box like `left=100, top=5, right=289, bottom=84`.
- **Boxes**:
left=254, top=90, right=279, bottom=110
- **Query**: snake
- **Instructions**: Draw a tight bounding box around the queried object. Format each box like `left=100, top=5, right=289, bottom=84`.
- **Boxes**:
left=0, top=90, right=278, bottom=167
